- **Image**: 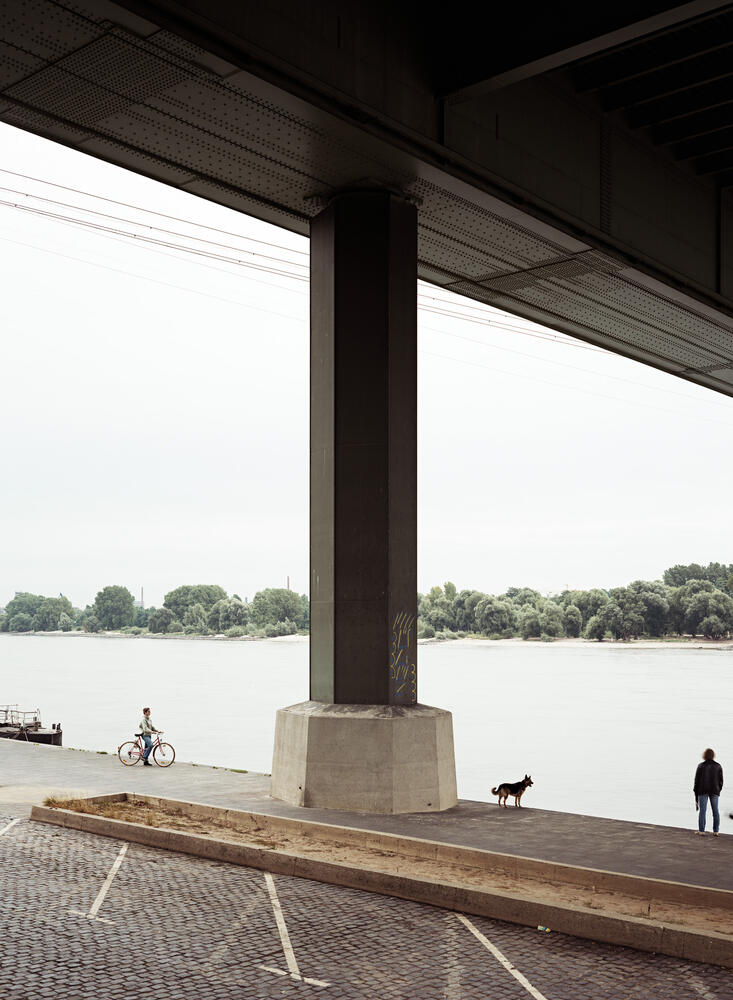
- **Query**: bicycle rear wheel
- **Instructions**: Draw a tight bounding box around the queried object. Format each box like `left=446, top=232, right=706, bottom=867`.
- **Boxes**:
left=118, top=741, right=140, bottom=766
left=153, top=742, right=175, bottom=767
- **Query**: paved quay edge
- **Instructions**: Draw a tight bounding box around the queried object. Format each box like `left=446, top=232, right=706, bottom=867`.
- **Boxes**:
left=30, top=798, right=733, bottom=969
left=63, top=789, right=733, bottom=912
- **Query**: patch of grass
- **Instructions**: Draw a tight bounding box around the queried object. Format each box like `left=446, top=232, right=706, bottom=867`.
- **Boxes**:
left=96, top=750, right=108, bottom=754
left=228, top=768, right=248, bottom=774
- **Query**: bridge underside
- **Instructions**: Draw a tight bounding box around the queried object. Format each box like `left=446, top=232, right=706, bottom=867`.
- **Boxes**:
left=3, top=0, right=733, bottom=396
left=4, top=0, right=733, bottom=811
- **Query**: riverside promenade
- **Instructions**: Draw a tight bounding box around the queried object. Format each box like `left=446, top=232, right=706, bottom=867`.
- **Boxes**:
left=2, top=736, right=731, bottom=890
left=2, top=738, right=733, bottom=999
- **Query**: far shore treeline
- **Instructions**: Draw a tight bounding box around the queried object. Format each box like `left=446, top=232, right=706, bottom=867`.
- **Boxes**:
left=0, top=585, right=309, bottom=638
left=1, top=561, right=732, bottom=641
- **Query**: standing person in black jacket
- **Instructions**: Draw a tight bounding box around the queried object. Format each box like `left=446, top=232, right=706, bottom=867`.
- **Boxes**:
left=694, top=748, right=723, bottom=836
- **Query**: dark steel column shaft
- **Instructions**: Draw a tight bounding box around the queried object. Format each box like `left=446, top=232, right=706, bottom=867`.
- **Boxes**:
left=310, top=191, right=417, bottom=705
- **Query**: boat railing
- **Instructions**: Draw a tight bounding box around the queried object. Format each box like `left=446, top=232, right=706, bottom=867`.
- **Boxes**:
left=0, top=705, right=42, bottom=728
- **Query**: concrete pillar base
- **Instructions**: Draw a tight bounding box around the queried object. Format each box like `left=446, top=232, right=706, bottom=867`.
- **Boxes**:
left=271, top=701, right=457, bottom=814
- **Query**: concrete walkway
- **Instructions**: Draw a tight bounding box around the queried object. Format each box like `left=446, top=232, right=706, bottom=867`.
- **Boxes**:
left=2, top=738, right=730, bottom=892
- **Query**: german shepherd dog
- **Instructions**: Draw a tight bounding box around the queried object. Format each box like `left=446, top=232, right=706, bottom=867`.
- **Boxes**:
left=491, top=774, right=533, bottom=808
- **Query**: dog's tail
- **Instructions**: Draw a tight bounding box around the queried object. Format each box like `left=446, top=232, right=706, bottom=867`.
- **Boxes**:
left=491, top=786, right=499, bottom=795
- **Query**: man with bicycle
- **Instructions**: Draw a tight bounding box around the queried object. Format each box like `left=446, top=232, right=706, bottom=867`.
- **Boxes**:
left=139, top=707, right=161, bottom=766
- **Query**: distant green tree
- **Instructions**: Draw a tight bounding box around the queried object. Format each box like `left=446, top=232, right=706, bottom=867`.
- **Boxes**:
left=597, top=600, right=623, bottom=639
left=700, top=615, right=727, bottom=639
left=5, top=593, right=46, bottom=621
left=265, top=619, right=298, bottom=637
left=0, top=614, right=8, bottom=632
left=573, top=589, right=610, bottom=627
left=58, top=612, right=73, bottom=632
left=626, top=580, right=669, bottom=636
left=207, top=597, right=249, bottom=633
left=167, top=619, right=184, bottom=634
left=538, top=601, right=564, bottom=637
left=563, top=604, right=582, bottom=637
left=148, top=607, right=174, bottom=634
left=32, top=596, right=74, bottom=631
left=83, top=614, right=102, bottom=633
left=424, top=596, right=457, bottom=631
left=453, top=590, right=486, bottom=632
left=183, top=602, right=209, bottom=634
left=664, top=562, right=733, bottom=590
left=504, top=587, right=542, bottom=608
left=685, top=590, right=733, bottom=637
left=584, top=615, right=607, bottom=641
left=664, top=563, right=706, bottom=587
left=250, top=588, right=307, bottom=628
left=444, top=581, right=457, bottom=602
left=164, top=585, right=227, bottom=622
left=518, top=605, right=541, bottom=640
left=619, top=610, right=645, bottom=640
left=134, top=606, right=151, bottom=628
left=9, top=612, right=33, bottom=632
left=667, top=580, right=717, bottom=635
left=94, top=586, right=135, bottom=630
left=475, top=597, right=516, bottom=635
left=74, top=606, right=90, bottom=630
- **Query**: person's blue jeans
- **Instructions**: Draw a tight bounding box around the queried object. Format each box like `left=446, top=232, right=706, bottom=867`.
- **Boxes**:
left=698, top=794, right=720, bottom=833
left=142, top=734, right=153, bottom=761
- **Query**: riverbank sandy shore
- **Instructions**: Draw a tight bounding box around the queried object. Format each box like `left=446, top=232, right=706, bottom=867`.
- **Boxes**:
left=428, top=635, right=733, bottom=650
left=0, top=630, right=309, bottom=642
left=2, top=631, right=730, bottom=648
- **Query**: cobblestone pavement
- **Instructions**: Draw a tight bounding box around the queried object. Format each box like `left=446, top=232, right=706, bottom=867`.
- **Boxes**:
left=2, top=814, right=733, bottom=1000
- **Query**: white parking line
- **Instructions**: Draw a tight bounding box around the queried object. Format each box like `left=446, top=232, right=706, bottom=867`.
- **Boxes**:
left=456, top=913, right=550, bottom=1000
left=259, top=873, right=330, bottom=988
left=0, top=818, right=20, bottom=837
left=69, top=842, right=128, bottom=925
left=444, top=913, right=462, bottom=999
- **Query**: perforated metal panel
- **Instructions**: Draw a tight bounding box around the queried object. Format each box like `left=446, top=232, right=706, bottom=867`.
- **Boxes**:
left=0, top=40, right=44, bottom=89
left=0, top=0, right=100, bottom=58
left=2, top=0, right=733, bottom=397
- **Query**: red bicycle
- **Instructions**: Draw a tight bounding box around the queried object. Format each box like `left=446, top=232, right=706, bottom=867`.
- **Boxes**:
left=117, top=732, right=175, bottom=767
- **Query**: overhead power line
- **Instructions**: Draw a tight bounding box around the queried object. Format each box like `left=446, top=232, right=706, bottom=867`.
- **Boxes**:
left=0, top=166, right=309, bottom=258
left=420, top=324, right=733, bottom=411
left=0, top=199, right=310, bottom=281
left=2, top=174, right=731, bottom=416
left=0, top=183, right=309, bottom=271
left=0, top=235, right=308, bottom=322
left=420, top=350, right=733, bottom=429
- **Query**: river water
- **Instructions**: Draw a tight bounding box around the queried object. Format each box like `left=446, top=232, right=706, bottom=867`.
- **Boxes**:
left=1, top=634, right=731, bottom=831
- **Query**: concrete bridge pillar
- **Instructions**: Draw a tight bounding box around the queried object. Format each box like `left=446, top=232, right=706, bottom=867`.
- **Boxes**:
left=271, top=190, right=457, bottom=813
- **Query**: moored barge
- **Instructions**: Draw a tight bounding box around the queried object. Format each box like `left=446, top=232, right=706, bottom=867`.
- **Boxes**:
left=0, top=705, right=62, bottom=745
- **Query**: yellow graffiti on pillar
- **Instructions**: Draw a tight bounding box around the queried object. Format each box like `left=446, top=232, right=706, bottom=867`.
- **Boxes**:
left=390, top=611, right=416, bottom=702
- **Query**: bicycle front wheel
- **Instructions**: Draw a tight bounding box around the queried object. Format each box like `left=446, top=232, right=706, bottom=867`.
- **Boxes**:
left=153, top=742, right=175, bottom=767
left=118, top=741, right=140, bottom=766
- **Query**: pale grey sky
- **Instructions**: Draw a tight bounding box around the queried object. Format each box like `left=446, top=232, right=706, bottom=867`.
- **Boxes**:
left=2, top=122, right=732, bottom=609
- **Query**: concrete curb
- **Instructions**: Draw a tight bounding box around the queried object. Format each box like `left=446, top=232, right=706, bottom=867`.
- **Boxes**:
left=31, top=797, right=733, bottom=969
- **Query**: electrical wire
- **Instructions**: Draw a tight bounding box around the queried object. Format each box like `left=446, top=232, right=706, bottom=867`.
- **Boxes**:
left=3, top=175, right=732, bottom=415
left=0, top=199, right=310, bottom=281
left=420, top=350, right=733, bottom=429
left=420, top=324, right=733, bottom=411
left=0, top=166, right=310, bottom=258
left=0, top=183, right=309, bottom=271
left=0, top=235, right=308, bottom=323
